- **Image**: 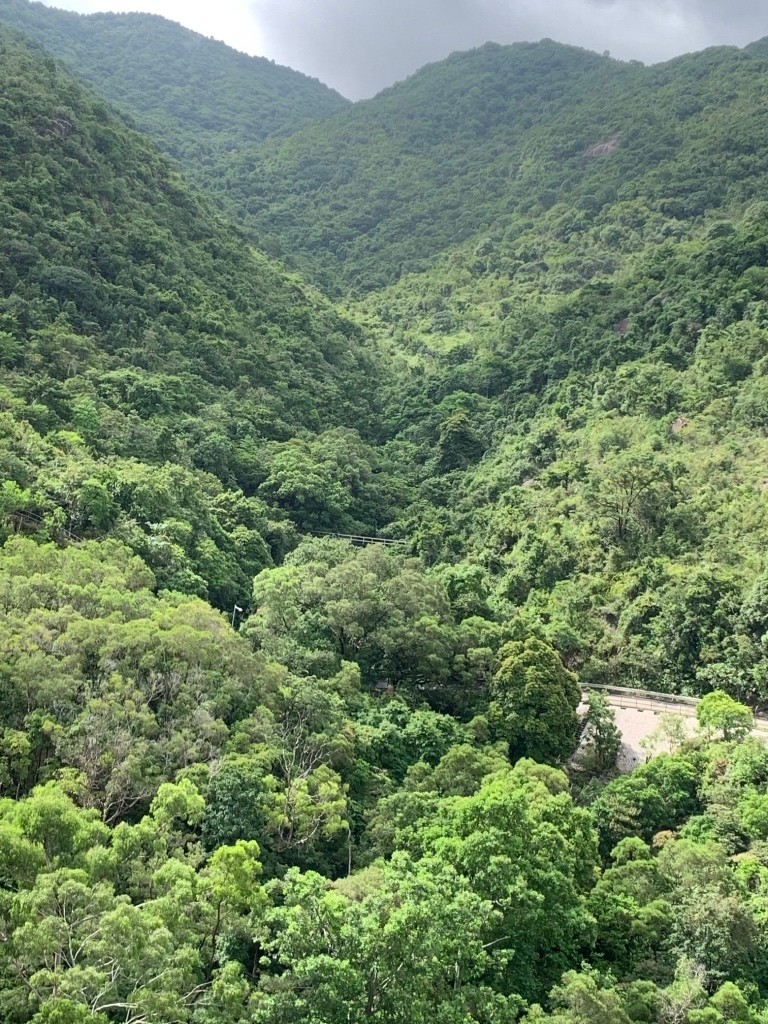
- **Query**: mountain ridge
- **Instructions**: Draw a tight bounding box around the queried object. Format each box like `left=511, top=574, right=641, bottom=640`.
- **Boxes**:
left=0, top=0, right=349, bottom=174
left=195, top=36, right=768, bottom=292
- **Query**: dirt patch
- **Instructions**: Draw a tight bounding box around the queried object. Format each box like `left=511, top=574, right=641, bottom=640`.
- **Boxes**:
left=585, top=137, right=620, bottom=157
left=671, top=415, right=689, bottom=434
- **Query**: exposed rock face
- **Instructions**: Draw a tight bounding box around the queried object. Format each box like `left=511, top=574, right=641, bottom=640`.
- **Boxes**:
left=585, top=136, right=620, bottom=157
left=49, top=116, right=73, bottom=137
left=671, top=415, right=689, bottom=434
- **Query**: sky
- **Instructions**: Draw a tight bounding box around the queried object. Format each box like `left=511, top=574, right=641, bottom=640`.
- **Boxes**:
left=41, top=0, right=768, bottom=100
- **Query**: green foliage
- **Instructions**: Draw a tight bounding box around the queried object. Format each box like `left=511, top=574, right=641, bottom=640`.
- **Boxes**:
left=5, top=14, right=768, bottom=1024
left=254, top=855, right=523, bottom=1023
left=579, top=689, right=622, bottom=773
left=592, top=752, right=701, bottom=853
left=697, top=691, right=754, bottom=741
left=487, top=637, right=581, bottom=763
left=173, top=39, right=768, bottom=298
left=246, top=538, right=505, bottom=714
left=413, top=765, right=599, bottom=1001
left=0, top=25, right=391, bottom=606
left=0, top=0, right=347, bottom=173
left=0, top=536, right=277, bottom=815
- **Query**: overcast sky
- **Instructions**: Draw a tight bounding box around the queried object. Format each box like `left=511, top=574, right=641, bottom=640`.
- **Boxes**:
left=41, top=0, right=768, bottom=99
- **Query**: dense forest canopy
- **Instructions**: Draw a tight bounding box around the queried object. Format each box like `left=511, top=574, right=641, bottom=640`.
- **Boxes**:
left=0, top=23, right=394, bottom=610
left=0, top=0, right=348, bottom=175
left=223, top=37, right=768, bottom=293
left=4, top=6, right=768, bottom=1022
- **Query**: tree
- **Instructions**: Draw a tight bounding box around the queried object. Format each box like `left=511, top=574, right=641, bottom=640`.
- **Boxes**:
left=258, top=444, right=350, bottom=531
left=31, top=999, right=108, bottom=1024
left=197, top=840, right=266, bottom=972
left=669, top=888, right=757, bottom=988
left=253, top=854, right=521, bottom=1024
left=590, top=447, right=677, bottom=545
left=657, top=959, right=709, bottom=1024
left=407, top=766, right=599, bottom=1002
left=579, top=689, right=621, bottom=772
left=696, top=691, right=753, bottom=741
left=640, top=712, right=691, bottom=758
left=708, top=982, right=755, bottom=1023
left=487, top=637, right=580, bottom=764
left=591, top=753, right=700, bottom=855
left=247, top=540, right=484, bottom=711
left=4, top=869, right=200, bottom=1023
left=529, top=969, right=634, bottom=1024
left=202, top=755, right=271, bottom=852
left=587, top=837, right=672, bottom=972
left=265, top=763, right=348, bottom=857
left=437, top=409, right=484, bottom=471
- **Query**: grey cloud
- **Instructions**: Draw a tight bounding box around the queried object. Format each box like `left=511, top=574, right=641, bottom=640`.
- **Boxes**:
left=251, top=0, right=768, bottom=99
left=676, top=0, right=768, bottom=31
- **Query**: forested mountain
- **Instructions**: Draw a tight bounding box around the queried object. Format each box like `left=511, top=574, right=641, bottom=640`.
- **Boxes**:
left=370, top=203, right=768, bottom=699
left=200, top=39, right=768, bottom=292
left=0, top=24, right=393, bottom=609
left=329, top=41, right=768, bottom=705
left=6, top=12, right=768, bottom=1024
left=0, top=0, right=348, bottom=177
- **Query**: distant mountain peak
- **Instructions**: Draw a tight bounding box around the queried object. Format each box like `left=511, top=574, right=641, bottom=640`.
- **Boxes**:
left=0, top=0, right=348, bottom=168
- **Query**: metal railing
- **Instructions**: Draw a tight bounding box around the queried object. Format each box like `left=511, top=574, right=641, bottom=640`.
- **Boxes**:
left=584, top=683, right=699, bottom=707
left=5, top=509, right=80, bottom=543
left=307, top=529, right=405, bottom=547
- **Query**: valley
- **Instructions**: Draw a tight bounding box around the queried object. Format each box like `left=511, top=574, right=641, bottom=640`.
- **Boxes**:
left=2, top=4, right=768, bottom=1021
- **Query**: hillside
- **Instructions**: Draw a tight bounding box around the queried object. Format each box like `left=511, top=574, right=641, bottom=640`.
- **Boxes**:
left=3, top=15, right=768, bottom=709
left=6, top=20, right=768, bottom=1024
left=202, top=39, right=768, bottom=292
left=0, top=0, right=348, bottom=174
left=0, top=25, right=397, bottom=609
left=284, top=38, right=768, bottom=705
left=9, top=6, right=768, bottom=302
left=366, top=203, right=768, bottom=701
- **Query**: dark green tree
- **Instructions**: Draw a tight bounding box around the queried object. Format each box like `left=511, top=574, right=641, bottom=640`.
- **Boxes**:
left=487, top=637, right=581, bottom=763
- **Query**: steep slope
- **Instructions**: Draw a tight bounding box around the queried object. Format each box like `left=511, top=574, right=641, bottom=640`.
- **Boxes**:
left=365, top=182, right=768, bottom=703
left=4, top=24, right=768, bottom=1024
left=0, top=25, right=397, bottom=608
left=0, top=0, right=348, bottom=171
left=5, top=16, right=768, bottom=703
left=207, top=39, right=768, bottom=293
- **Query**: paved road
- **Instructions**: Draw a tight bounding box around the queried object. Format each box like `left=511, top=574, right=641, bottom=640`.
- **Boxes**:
left=578, top=685, right=768, bottom=772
